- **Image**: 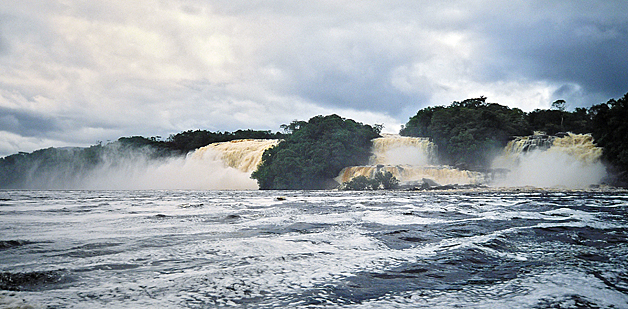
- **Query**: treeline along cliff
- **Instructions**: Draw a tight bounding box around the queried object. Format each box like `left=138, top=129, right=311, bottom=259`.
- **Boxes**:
left=1, top=92, right=627, bottom=189
left=399, top=93, right=628, bottom=186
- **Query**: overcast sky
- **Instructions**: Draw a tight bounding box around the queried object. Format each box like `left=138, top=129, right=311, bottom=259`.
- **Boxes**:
left=1, top=1, right=627, bottom=156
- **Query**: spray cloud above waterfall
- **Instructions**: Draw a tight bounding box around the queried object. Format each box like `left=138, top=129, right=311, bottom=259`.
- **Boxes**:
left=491, top=134, right=606, bottom=188
left=0, top=131, right=283, bottom=190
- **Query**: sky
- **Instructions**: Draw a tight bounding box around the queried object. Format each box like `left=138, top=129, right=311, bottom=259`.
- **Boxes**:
left=1, top=1, right=627, bottom=157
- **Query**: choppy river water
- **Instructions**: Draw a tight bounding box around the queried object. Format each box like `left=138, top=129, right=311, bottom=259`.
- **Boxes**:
left=1, top=189, right=627, bottom=308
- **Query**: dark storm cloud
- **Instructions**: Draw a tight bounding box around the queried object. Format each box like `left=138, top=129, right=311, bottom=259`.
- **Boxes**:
left=299, top=69, right=415, bottom=115
left=472, top=1, right=628, bottom=105
left=289, top=49, right=420, bottom=116
left=503, top=21, right=626, bottom=95
left=0, top=107, right=58, bottom=137
left=532, top=21, right=628, bottom=97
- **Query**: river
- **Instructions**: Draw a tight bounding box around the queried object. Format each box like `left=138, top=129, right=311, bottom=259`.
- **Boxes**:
left=1, top=189, right=627, bottom=308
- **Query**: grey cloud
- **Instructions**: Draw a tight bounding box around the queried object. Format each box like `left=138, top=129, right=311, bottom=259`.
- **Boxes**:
left=552, top=84, right=580, bottom=99
left=297, top=66, right=416, bottom=116
left=1, top=0, right=627, bottom=157
left=522, top=21, right=626, bottom=94
left=0, top=14, right=12, bottom=56
left=246, top=0, right=628, bottom=114
left=471, top=2, right=628, bottom=104
left=253, top=15, right=433, bottom=115
left=0, top=30, right=7, bottom=56
left=0, top=107, right=58, bottom=137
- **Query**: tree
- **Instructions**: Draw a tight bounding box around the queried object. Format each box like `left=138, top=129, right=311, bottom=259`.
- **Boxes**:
left=252, top=115, right=380, bottom=190
left=551, top=99, right=566, bottom=111
left=590, top=92, right=628, bottom=185
left=551, top=99, right=567, bottom=130
left=280, top=121, right=307, bottom=134
left=165, top=129, right=284, bottom=154
left=400, top=98, right=531, bottom=169
left=339, top=171, right=399, bottom=191
left=527, top=107, right=591, bottom=135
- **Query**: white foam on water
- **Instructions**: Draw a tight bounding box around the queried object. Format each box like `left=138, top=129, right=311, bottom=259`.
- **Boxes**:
left=347, top=269, right=628, bottom=308
left=3, top=190, right=627, bottom=308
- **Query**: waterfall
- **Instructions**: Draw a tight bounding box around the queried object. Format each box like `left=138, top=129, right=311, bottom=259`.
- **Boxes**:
left=336, top=134, right=485, bottom=187
left=46, top=133, right=606, bottom=190
left=369, top=135, right=437, bottom=166
left=74, top=139, right=279, bottom=190
left=193, top=139, right=279, bottom=173
left=491, top=133, right=606, bottom=188
left=336, top=165, right=484, bottom=186
left=502, top=133, right=555, bottom=153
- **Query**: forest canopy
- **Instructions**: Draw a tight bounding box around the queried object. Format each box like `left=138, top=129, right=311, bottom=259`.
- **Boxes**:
left=251, top=114, right=381, bottom=190
left=589, top=93, right=628, bottom=184
left=400, top=97, right=531, bottom=169
left=399, top=92, right=628, bottom=184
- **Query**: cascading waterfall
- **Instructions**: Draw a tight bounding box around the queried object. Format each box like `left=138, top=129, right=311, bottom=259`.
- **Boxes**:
left=193, top=139, right=279, bottom=173
left=193, top=135, right=483, bottom=189
left=77, top=139, right=279, bottom=190
left=369, top=135, right=437, bottom=166
left=491, top=133, right=606, bottom=188
left=14, top=133, right=608, bottom=190
left=336, top=134, right=485, bottom=187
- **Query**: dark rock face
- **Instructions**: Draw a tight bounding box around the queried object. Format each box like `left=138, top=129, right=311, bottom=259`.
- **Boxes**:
left=421, top=178, right=441, bottom=188
left=511, top=134, right=555, bottom=153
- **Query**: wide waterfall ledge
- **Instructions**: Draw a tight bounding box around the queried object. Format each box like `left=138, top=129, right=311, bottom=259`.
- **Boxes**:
left=197, top=133, right=606, bottom=190
left=334, top=134, right=484, bottom=187
left=193, top=139, right=279, bottom=173
left=335, top=165, right=486, bottom=187
left=333, top=133, right=606, bottom=189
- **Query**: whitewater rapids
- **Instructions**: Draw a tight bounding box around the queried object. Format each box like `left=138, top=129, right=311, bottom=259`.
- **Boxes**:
left=1, top=189, right=627, bottom=308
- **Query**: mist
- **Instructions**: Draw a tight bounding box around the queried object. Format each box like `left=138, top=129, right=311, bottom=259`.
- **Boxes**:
left=379, top=146, right=432, bottom=166
left=370, top=135, right=436, bottom=166
left=490, top=134, right=607, bottom=189
left=81, top=152, right=258, bottom=190
left=15, top=145, right=259, bottom=190
left=7, top=133, right=609, bottom=190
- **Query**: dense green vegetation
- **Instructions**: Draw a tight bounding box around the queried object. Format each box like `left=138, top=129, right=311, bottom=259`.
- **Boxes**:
left=111, top=129, right=285, bottom=155
left=526, top=107, right=592, bottom=135
left=400, top=92, right=628, bottom=186
left=400, top=97, right=531, bottom=169
left=589, top=93, right=628, bottom=185
left=166, top=129, right=285, bottom=154
left=0, top=146, right=105, bottom=189
left=339, top=171, right=399, bottom=190
left=251, top=114, right=380, bottom=190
